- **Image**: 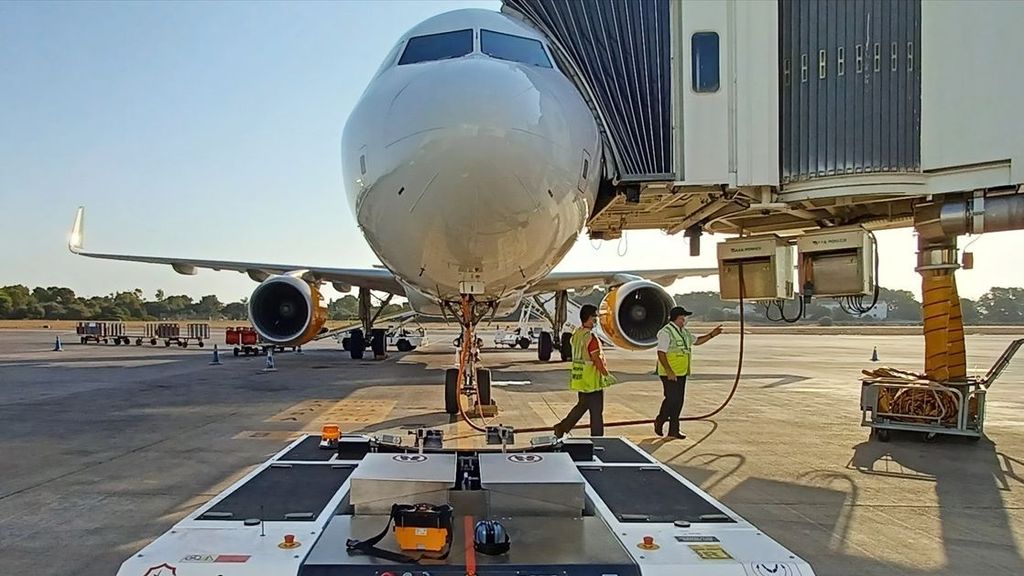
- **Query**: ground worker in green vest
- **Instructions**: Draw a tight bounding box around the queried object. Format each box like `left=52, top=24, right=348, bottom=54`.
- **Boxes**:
left=553, top=304, right=616, bottom=438
left=654, top=306, right=722, bottom=439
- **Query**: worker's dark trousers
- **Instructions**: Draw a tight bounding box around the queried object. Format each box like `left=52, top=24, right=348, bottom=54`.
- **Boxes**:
left=558, top=390, right=604, bottom=436
left=657, top=376, right=687, bottom=434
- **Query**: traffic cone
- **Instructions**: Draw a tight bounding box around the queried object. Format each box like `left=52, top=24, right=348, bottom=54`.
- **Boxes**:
left=53, top=336, right=63, bottom=352
left=871, top=346, right=879, bottom=362
left=263, top=348, right=277, bottom=372
left=210, top=344, right=222, bottom=365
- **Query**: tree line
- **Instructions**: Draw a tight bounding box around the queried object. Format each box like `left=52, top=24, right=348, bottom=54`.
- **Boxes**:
left=2, top=284, right=1023, bottom=324
left=0, top=285, right=408, bottom=322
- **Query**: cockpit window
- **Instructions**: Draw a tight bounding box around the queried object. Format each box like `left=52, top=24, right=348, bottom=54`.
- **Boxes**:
left=481, top=29, right=552, bottom=68
left=399, top=29, right=474, bottom=65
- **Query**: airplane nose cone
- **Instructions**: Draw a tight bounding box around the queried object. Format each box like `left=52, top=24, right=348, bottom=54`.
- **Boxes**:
left=357, top=57, right=599, bottom=300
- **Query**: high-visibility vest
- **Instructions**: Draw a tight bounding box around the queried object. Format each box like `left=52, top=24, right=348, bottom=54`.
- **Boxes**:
left=656, top=322, right=692, bottom=376
left=569, top=328, right=605, bottom=392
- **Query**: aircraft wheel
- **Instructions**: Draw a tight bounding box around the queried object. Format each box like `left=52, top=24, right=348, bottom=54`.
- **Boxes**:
left=517, top=337, right=530, bottom=349
left=560, top=332, right=572, bottom=362
left=476, top=368, right=492, bottom=407
left=349, top=329, right=365, bottom=360
left=397, top=339, right=413, bottom=352
left=538, top=331, right=553, bottom=362
left=444, top=368, right=459, bottom=415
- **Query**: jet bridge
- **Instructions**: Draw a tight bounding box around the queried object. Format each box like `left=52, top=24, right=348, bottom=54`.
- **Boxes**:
left=502, top=0, right=1024, bottom=241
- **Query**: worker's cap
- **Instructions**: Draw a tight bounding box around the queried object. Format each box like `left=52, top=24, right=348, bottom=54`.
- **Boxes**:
left=669, top=306, right=693, bottom=320
left=579, top=304, right=598, bottom=322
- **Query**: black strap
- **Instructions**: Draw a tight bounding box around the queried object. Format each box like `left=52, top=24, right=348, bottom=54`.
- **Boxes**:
left=345, top=504, right=420, bottom=564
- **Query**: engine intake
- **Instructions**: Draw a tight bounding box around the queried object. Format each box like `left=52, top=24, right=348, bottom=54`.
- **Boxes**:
left=248, top=275, right=327, bottom=345
left=598, top=280, right=674, bottom=350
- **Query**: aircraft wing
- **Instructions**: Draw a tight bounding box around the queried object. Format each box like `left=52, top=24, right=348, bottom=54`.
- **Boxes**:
left=529, top=267, right=719, bottom=294
left=67, top=207, right=404, bottom=294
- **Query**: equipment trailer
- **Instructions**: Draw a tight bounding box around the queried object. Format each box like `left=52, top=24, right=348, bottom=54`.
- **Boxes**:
left=116, top=432, right=814, bottom=576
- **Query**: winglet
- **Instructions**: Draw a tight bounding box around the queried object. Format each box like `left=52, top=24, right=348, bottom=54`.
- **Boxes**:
left=69, top=207, right=84, bottom=254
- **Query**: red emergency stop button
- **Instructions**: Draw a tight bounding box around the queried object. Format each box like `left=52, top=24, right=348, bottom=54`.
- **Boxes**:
left=278, top=534, right=301, bottom=549
left=637, top=535, right=660, bottom=550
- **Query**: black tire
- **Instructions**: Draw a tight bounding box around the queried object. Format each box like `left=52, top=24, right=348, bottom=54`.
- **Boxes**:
left=397, top=339, right=413, bottom=352
left=508, top=343, right=516, bottom=349
left=150, top=338, right=157, bottom=346
left=560, top=332, right=572, bottom=362
left=517, top=337, right=530, bottom=349
left=182, top=341, right=189, bottom=348
left=136, top=338, right=142, bottom=346
left=341, top=337, right=350, bottom=351
left=165, top=340, right=171, bottom=347
left=371, top=329, right=386, bottom=357
left=349, top=329, right=365, bottom=360
left=198, top=341, right=204, bottom=348
left=445, top=368, right=459, bottom=415
left=538, top=331, right=553, bottom=362
left=233, top=347, right=240, bottom=357
left=80, top=337, right=86, bottom=344
left=114, top=339, right=121, bottom=346
left=876, top=429, right=891, bottom=442
left=476, top=368, right=492, bottom=407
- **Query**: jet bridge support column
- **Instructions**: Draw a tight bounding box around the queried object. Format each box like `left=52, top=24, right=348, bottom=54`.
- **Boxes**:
left=916, top=236, right=967, bottom=382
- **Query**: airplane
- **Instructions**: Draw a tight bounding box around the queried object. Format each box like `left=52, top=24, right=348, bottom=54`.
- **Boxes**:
left=69, top=8, right=718, bottom=413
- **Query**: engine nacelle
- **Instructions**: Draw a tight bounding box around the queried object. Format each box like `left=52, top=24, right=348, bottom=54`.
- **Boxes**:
left=598, top=279, right=675, bottom=350
left=248, top=275, right=327, bottom=345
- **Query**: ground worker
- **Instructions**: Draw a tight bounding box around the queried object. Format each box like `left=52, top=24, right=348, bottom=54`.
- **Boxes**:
left=654, top=306, right=722, bottom=439
left=553, top=304, right=615, bottom=438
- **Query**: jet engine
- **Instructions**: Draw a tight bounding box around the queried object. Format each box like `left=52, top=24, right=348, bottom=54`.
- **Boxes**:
left=248, top=275, right=327, bottom=345
left=598, top=279, right=675, bottom=350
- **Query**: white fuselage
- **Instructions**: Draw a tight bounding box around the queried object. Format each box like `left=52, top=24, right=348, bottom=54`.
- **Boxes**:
left=341, top=9, right=601, bottom=315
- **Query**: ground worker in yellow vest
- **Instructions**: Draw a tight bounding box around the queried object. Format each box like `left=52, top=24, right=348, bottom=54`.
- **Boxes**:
left=654, top=306, right=722, bottom=439
left=553, top=304, right=616, bottom=438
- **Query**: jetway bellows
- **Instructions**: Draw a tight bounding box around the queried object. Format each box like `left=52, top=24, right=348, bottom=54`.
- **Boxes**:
left=503, top=0, right=673, bottom=180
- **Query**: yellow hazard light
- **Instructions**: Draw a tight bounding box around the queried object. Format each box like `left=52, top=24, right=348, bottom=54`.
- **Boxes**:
left=321, top=424, right=341, bottom=442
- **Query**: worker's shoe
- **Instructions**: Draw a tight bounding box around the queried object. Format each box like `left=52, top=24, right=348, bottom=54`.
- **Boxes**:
left=666, top=431, right=686, bottom=440
left=654, top=417, right=665, bottom=437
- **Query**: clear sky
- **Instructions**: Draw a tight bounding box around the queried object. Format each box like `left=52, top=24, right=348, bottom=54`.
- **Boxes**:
left=1, top=0, right=1022, bottom=303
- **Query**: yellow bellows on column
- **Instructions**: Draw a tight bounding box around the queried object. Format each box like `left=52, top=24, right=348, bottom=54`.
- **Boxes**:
left=921, top=273, right=967, bottom=382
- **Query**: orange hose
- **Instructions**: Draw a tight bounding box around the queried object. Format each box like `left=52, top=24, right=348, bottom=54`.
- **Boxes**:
left=455, top=298, right=489, bottom=433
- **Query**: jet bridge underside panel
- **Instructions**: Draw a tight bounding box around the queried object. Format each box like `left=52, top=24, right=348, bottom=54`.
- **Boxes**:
left=503, top=0, right=673, bottom=182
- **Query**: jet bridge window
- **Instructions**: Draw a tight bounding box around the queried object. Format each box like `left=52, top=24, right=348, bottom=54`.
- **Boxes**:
left=691, top=32, right=720, bottom=93
left=399, top=29, right=474, bottom=65
left=481, top=29, right=552, bottom=68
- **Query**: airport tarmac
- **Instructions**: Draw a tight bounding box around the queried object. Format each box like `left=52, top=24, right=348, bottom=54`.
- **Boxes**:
left=1, top=327, right=1023, bottom=576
